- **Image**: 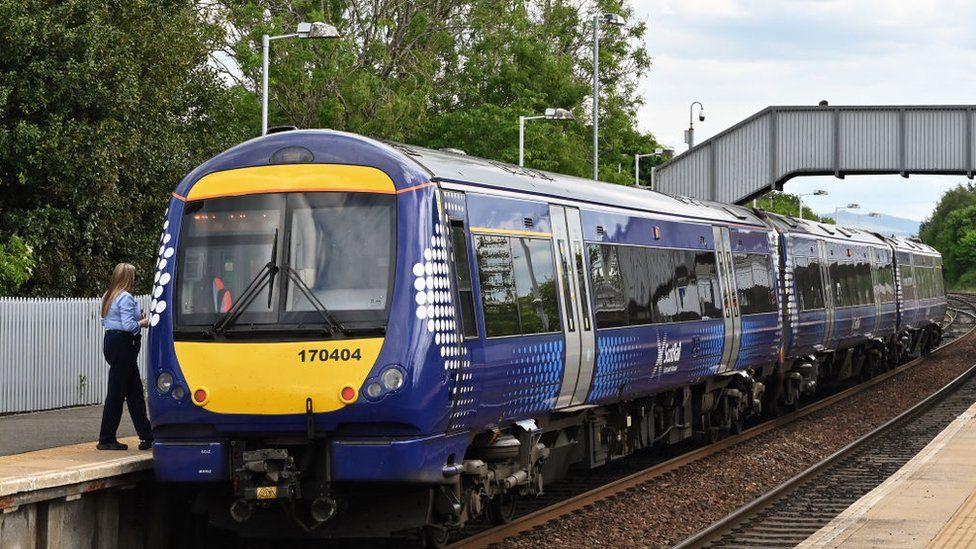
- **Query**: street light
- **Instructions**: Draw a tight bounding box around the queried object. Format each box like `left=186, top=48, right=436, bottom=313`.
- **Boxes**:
left=518, top=108, right=575, bottom=167
left=685, top=101, right=705, bottom=149
left=641, top=148, right=674, bottom=189
left=262, top=21, right=341, bottom=135
left=797, top=189, right=828, bottom=219
left=834, top=203, right=860, bottom=214
left=592, top=12, right=626, bottom=180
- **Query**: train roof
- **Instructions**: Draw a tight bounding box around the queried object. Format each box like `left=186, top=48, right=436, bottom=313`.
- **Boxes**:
left=174, top=129, right=765, bottom=228
left=885, top=235, right=941, bottom=256
left=761, top=211, right=891, bottom=247
left=389, top=141, right=767, bottom=226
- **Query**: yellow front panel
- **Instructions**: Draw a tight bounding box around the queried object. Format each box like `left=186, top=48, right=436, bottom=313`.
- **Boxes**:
left=186, top=164, right=396, bottom=201
left=174, top=338, right=383, bottom=414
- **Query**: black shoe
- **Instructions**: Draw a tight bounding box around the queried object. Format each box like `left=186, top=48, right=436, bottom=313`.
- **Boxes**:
left=96, top=442, right=129, bottom=451
left=138, top=440, right=153, bottom=451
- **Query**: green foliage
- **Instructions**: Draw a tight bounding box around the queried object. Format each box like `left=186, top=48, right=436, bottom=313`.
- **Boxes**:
left=919, top=184, right=976, bottom=287
left=755, top=192, right=834, bottom=224
left=0, top=235, right=34, bottom=295
left=0, top=0, right=248, bottom=296
left=216, top=0, right=657, bottom=181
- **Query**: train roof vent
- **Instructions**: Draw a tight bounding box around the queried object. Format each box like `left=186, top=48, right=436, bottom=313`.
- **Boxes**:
left=266, top=125, right=298, bottom=134
left=836, top=227, right=853, bottom=237
left=722, top=206, right=748, bottom=220
left=819, top=224, right=836, bottom=235
left=439, top=147, right=468, bottom=155
left=384, top=141, right=423, bottom=157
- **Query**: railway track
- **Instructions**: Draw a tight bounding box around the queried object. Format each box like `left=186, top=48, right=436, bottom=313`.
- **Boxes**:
left=449, top=294, right=976, bottom=549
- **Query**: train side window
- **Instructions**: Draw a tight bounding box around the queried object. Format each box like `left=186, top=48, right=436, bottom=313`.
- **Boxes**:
left=475, top=235, right=520, bottom=337
left=900, top=262, right=916, bottom=301
left=795, top=256, right=825, bottom=311
left=695, top=252, right=722, bottom=319
left=511, top=237, right=561, bottom=334
left=617, top=245, right=655, bottom=325
left=652, top=249, right=702, bottom=323
left=589, top=244, right=629, bottom=329
left=733, top=253, right=777, bottom=315
left=574, top=241, right=592, bottom=330
left=450, top=221, right=478, bottom=338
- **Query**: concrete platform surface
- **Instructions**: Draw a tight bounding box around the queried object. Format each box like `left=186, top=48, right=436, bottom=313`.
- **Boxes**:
left=0, top=436, right=151, bottom=499
left=0, top=404, right=136, bottom=456
left=797, top=400, right=976, bottom=548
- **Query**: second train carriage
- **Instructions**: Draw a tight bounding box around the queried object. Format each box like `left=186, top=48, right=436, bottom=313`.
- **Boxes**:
left=146, top=129, right=945, bottom=543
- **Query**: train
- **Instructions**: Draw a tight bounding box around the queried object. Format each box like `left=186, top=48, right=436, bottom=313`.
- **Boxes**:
left=146, top=129, right=946, bottom=546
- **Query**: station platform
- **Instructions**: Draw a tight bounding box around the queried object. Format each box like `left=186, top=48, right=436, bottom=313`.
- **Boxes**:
left=0, top=404, right=138, bottom=456
left=798, top=400, right=976, bottom=548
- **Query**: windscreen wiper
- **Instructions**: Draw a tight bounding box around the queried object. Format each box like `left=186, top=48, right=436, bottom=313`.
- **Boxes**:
left=284, top=266, right=344, bottom=334
left=212, top=230, right=279, bottom=334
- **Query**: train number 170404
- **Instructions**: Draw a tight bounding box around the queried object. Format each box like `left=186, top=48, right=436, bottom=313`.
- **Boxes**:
left=298, top=348, right=362, bottom=363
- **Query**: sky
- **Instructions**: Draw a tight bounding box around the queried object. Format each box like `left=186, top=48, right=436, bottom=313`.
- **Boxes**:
left=630, top=0, right=976, bottom=221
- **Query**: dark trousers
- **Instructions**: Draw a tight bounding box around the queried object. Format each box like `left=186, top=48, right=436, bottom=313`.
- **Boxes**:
left=99, top=332, right=153, bottom=444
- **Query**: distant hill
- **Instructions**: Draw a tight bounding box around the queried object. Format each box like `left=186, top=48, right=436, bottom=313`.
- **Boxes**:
left=823, top=210, right=921, bottom=237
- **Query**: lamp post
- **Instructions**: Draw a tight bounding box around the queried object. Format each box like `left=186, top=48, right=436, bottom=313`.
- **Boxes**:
left=797, top=189, right=828, bottom=219
left=592, top=12, right=626, bottom=180
left=518, top=108, right=575, bottom=167
left=859, top=211, right=881, bottom=228
left=262, top=21, right=340, bottom=135
left=685, top=101, right=705, bottom=149
left=634, top=153, right=655, bottom=187
left=834, top=203, right=860, bottom=215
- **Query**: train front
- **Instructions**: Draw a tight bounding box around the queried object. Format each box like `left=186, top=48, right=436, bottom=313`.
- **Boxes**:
left=146, top=131, right=467, bottom=538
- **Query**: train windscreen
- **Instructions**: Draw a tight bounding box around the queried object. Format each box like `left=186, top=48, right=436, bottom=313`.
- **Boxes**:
left=175, top=192, right=395, bottom=336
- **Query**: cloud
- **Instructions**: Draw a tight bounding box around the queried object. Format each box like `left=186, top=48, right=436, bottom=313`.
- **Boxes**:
left=632, top=0, right=976, bottom=219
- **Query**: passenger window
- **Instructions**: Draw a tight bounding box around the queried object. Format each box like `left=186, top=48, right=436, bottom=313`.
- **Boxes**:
left=795, top=256, right=825, bottom=311
left=694, top=252, right=722, bottom=319
left=574, top=241, right=592, bottom=330
left=651, top=249, right=701, bottom=323
left=475, top=235, right=561, bottom=337
left=733, top=253, right=777, bottom=315
left=589, top=244, right=628, bottom=329
left=475, top=235, right=519, bottom=337
left=511, top=237, right=561, bottom=334
left=450, top=221, right=478, bottom=338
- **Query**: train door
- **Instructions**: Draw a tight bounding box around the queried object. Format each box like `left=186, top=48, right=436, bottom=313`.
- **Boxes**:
left=818, top=240, right=835, bottom=348
left=870, top=248, right=882, bottom=333
left=551, top=205, right=596, bottom=408
left=713, top=226, right=742, bottom=373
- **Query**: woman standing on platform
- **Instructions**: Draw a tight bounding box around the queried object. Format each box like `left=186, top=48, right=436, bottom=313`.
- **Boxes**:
left=97, top=263, right=154, bottom=451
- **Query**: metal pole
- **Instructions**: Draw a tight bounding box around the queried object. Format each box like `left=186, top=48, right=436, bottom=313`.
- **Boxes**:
left=687, top=126, right=695, bottom=149
left=261, top=34, right=270, bottom=135
left=519, top=116, right=526, bottom=167
left=798, top=194, right=804, bottom=219
left=634, top=154, right=639, bottom=186
left=592, top=14, right=600, bottom=181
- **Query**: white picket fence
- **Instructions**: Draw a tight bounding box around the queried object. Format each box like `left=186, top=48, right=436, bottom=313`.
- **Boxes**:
left=0, top=296, right=150, bottom=414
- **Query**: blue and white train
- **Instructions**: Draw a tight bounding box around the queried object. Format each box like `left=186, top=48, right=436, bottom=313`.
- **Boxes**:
left=145, top=130, right=945, bottom=545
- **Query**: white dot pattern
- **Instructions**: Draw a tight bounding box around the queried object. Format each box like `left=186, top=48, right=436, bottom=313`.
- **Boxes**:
left=150, top=208, right=173, bottom=328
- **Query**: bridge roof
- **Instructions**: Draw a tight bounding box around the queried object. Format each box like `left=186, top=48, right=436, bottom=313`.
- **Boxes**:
left=653, top=105, right=976, bottom=205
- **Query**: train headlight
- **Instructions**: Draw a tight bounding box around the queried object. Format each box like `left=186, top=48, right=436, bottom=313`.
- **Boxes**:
left=156, top=372, right=173, bottom=393
left=366, top=382, right=383, bottom=398
left=381, top=367, right=404, bottom=391
left=171, top=385, right=186, bottom=400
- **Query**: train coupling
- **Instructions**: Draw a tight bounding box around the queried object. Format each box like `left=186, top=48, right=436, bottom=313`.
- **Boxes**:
left=230, top=446, right=302, bottom=521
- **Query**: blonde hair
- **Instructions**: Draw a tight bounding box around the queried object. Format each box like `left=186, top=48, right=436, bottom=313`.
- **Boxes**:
left=101, top=263, right=136, bottom=317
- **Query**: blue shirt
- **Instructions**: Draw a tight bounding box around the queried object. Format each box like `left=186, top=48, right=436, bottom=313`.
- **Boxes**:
left=102, top=292, right=141, bottom=334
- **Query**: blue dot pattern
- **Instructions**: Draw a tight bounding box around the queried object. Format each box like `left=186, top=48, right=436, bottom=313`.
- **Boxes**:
left=589, top=335, right=642, bottom=401
left=501, top=340, right=564, bottom=418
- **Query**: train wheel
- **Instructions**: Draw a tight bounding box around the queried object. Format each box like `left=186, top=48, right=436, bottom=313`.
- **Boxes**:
left=421, top=525, right=449, bottom=549
left=486, top=491, right=518, bottom=525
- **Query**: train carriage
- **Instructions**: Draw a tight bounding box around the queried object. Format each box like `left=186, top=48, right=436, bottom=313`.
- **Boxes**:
left=146, top=129, right=943, bottom=544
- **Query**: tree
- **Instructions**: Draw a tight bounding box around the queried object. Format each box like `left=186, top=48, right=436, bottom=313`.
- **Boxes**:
left=755, top=192, right=834, bottom=224
left=919, top=185, right=976, bottom=287
left=0, top=0, right=248, bottom=296
left=214, top=0, right=657, bottom=180
left=0, top=235, right=33, bottom=295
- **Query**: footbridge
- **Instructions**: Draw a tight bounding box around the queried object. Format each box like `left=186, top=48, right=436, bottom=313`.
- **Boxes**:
left=652, top=105, right=976, bottom=205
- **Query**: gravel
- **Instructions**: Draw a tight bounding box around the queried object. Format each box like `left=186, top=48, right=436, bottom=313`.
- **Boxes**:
left=500, top=328, right=976, bottom=549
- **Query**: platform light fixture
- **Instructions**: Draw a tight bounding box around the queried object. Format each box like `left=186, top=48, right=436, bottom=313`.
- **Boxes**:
left=518, top=108, right=575, bottom=167
left=797, top=189, right=828, bottom=219
left=262, top=21, right=341, bottom=135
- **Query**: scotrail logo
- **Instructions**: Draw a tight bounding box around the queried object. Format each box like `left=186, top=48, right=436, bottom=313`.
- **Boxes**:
left=655, top=333, right=682, bottom=373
